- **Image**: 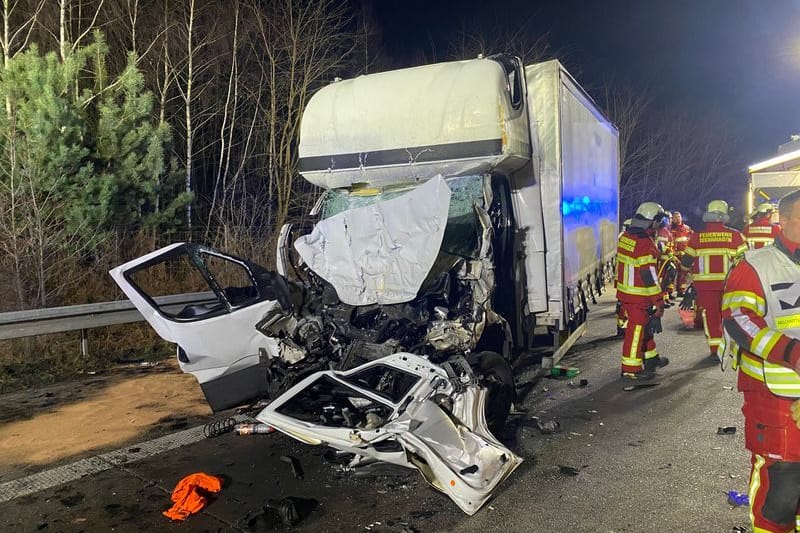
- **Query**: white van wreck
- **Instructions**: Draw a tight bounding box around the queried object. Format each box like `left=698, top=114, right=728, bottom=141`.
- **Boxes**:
left=110, top=55, right=619, bottom=515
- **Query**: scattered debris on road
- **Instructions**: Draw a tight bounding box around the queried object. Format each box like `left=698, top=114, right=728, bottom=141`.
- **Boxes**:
left=623, top=383, right=660, bottom=392
left=558, top=465, right=580, bottom=476
left=717, top=426, right=737, bottom=435
left=280, top=455, right=305, bottom=480
left=568, top=379, right=589, bottom=388
left=162, top=473, right=223, bottom=522
left=549, top=365, right=580, bottom=378
left=535, top=418, right=561, bottom=434
left=202, top=417, right=237, bottom=438
left=726, top=491, right=749, bottom=507
left=234, top=422, right=275, bottom=435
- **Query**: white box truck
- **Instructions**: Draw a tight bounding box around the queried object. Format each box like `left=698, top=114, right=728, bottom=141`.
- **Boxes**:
left=110, top=55, right=619, bottom=514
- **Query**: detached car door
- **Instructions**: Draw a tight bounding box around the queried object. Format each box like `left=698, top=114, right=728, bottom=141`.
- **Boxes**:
left=110, top=242, right=293, bottom=411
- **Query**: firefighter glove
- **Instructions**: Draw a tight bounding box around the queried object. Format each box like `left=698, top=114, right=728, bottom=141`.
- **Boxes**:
left=680, top=285, right=696, bottom=311
left=792, top=400, right=800, bottom=431
left=651, top=302, right=665, bottom=318
left=647, top=305, right=663, bottom=334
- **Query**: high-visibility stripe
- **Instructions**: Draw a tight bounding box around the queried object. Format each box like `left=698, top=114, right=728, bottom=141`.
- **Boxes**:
left=617, top=284, right=662, bottom=297
left=722, top=291, right=766, bottom=315
left=740, top=354, right=765, bottom=381
left=751, top=328, right=781, bottom=356
left=644, top=348, right=658, bottom=360
left=748, top=454, right=764, bottom=532
left=622, top=325, right=643, bottom=368
left=694, top=272, right=728, bottom=281
left=617, top=254, right=657, bottom=267
left=696, top=247, right=741, bottom=255
left=748, top=226, right=774, bottom=234
left=628, top=325, right=642, bottom=359
left=684, top=246, right=697, bottom=256
left=775, top=313, right=800, bottom=330
left=739, top=353, right=800, bottom=397
left=750, top=525, right=782, bottom=533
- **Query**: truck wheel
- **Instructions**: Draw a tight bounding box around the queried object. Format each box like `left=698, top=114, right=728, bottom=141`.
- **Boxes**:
left=467, top=351, right=513, bottom=437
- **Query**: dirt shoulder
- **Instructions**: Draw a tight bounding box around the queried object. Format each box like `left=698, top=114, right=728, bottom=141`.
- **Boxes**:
left=0, top=358, right=212, bottom=482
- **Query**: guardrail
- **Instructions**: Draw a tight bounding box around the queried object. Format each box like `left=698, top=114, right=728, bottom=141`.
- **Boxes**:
left=0, top=292, right=217, bottom=355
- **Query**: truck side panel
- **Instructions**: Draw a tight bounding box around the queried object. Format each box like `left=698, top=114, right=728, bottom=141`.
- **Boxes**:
left=520, top=61, right=619, bottom=324
left=560, top=74, right=619, bottom=288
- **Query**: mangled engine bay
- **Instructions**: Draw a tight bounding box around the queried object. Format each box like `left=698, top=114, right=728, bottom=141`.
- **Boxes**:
left=261, top=176, right=508, bottom=394
left=110, top=175, right=521, bottom=514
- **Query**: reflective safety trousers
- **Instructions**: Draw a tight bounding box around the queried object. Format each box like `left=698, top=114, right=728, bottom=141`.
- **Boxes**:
left=747, top=452, right=800, bottom=533
left=620, top=302, right=658, bottom=373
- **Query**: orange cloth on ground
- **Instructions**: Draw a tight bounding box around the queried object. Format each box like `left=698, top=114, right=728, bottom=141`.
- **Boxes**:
left=163, top=472, right=223, bottom=521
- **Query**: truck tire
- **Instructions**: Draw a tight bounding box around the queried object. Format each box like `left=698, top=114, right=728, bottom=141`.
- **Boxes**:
left=467, top=351, right=513, bottom=437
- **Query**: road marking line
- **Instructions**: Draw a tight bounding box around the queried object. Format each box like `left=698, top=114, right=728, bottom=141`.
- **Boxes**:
left=0, top=415, right=247, bottom=503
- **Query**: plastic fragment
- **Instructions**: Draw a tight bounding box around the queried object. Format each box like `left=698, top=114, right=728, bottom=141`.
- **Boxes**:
left=717, top=426, right=737, bottom=435
left=726, top=491, right=749, bottom=507
left=550, top=365, right=580, bottom=378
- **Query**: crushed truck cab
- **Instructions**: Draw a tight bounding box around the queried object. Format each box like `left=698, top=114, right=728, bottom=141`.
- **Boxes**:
left=111, top=54, right=619, bottom=515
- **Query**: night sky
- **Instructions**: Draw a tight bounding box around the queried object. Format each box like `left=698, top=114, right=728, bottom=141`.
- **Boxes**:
left=371, top=0, right=800, bottom=169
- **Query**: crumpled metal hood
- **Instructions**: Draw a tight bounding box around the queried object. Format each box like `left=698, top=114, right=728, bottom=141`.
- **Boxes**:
left=294, top=175, right=451, bottom=306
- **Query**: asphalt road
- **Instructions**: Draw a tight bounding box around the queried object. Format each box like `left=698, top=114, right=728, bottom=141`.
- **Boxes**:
left=0, top=292, right=753, bottom=532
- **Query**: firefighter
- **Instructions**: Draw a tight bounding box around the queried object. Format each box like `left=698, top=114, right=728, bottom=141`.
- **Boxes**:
left=680, top=200, right=747, bottom=364
left=721, top=189, right=800, bottom=533
left=670, top=211, right=693, bottom=295
left=743, top=202, right=781, bottom=250
left=655, top=212, right=677, bottom=307
left=616, top=202, right=669, bottom=380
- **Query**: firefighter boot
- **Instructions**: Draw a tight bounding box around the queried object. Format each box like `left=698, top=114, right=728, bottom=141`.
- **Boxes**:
left=621, top=370, right=657, bottom=381
left=644, top=354, right=670, bottom=372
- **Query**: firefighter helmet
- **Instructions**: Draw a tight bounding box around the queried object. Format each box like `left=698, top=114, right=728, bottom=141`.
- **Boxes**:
left=622, top=218, right=632, bottom=229
left=634, top=201, right=665, bottom=221
left=703, top=200, right=730, bottom=223
left=707, top=200, right=729, bottom=214
left=755, top=203, right=774, bottom=215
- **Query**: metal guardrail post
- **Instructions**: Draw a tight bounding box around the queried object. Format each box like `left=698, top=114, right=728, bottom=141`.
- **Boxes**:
left=80, top=329, right=89, bottom=357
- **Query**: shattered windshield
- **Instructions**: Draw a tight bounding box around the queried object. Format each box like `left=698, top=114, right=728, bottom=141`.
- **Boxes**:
left=320, top=175, right=485, bottom=258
